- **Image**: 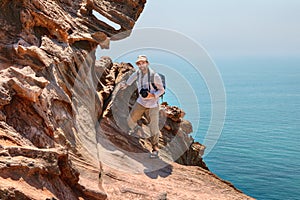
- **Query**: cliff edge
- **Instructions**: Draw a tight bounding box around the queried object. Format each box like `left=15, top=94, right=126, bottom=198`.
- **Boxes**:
left=0, top=0, right=253, bottom=199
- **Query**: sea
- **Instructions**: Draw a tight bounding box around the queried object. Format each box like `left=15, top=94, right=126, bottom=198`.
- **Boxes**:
left=164, top=56, right=300, bottom=200
left=105, top=49, right=300, bottom=200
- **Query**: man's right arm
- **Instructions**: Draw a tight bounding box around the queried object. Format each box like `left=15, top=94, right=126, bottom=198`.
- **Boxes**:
left=126, top=71, right=138, bottom=86
left=120, top=71, right=138, bottom=90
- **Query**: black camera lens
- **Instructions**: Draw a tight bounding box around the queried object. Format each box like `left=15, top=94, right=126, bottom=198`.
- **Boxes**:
left=139, top=88, right=149, bottom=98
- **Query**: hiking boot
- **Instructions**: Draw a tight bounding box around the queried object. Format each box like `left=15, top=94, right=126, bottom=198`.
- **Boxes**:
left=128, top=126, right=142, bottom=136
left=149, top=150, right=159, bottom=159
left=128, top=129, right=135, bottom=135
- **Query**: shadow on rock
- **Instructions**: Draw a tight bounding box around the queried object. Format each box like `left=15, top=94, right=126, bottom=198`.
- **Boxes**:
left=144, top=163, right=173, bottom=179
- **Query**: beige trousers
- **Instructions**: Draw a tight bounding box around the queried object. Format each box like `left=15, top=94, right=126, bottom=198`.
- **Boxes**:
left=127, top=102, right=160, bottom=149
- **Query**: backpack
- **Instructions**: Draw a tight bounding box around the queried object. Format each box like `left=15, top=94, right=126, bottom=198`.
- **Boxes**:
left=151, top=73, right=166, bottom=98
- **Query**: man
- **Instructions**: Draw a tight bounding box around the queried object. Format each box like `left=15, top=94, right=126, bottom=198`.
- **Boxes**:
left=121, top=55, right=165, bottom=158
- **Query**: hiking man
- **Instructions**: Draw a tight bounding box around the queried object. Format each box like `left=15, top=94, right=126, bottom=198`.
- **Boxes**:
left=120, top=55, right=165, bottom=158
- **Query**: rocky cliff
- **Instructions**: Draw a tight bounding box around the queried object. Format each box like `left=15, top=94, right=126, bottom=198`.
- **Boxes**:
left=0, top=0, right=253, bottom=199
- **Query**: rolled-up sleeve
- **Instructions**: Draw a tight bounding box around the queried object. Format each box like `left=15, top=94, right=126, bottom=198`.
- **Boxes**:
left=153, top=73, right=165, bottom=98
left=126, top=71, right=138, bottom=86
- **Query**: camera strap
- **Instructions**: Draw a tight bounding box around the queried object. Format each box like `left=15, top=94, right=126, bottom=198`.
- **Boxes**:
left=139, top=69, right=151, bottom=91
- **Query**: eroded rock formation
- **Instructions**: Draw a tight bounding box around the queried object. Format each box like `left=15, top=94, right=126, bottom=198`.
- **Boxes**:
left=0, top=0, right=253, bottom=199
left=0, top=0, right=146, bottom=199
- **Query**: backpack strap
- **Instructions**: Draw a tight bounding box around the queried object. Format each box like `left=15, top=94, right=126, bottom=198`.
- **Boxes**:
left=148, top=70, right=151, bottom=91
left=151, top=73, right=158, bottom=91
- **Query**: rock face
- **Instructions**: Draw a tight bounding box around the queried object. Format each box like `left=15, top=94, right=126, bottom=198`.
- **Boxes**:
left=0, top=0, right=253, bottom=199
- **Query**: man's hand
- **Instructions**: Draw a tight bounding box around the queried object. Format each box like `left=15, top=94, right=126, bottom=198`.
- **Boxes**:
left=119, top=81, right=128, bottom=90
left=146, top=93, right=155, bottom=98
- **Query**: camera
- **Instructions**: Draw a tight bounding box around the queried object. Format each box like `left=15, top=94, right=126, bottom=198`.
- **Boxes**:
left=139, top=88, right=149, bottom=98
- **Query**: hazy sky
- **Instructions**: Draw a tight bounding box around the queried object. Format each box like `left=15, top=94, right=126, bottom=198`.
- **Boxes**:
left=134, top=0, right=300, bottom=60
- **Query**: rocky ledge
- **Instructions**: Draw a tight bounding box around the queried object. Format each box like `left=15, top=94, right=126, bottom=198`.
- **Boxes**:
left=0, top=0, right=253, bottom=199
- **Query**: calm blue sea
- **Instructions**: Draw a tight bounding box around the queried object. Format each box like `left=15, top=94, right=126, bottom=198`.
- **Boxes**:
left=166, top=57, right=300, bottom=200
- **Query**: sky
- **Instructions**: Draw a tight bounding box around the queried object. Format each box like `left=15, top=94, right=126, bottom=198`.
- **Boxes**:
left=134, top=0, right=300, bottom=61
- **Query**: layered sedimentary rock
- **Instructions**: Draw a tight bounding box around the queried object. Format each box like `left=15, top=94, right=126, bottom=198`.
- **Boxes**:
left=0, top=0, right=145, bottom=199
left=0, top=0, right=253, bottom=199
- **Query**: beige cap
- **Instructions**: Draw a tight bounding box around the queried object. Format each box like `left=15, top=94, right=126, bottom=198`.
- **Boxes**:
left=135, top=55, right=148, bottom=64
